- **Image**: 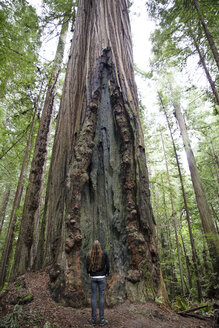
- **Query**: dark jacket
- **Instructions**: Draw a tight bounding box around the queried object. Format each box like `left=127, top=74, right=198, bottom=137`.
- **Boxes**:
left=86, top=251, right=110, bottom=277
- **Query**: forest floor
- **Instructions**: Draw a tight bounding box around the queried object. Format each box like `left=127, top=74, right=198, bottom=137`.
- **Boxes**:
left=0, top=269, right=216, bottom=328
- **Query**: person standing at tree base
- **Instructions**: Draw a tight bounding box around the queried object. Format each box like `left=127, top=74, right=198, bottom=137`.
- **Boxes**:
left=86, top=240, right=110, bottom=326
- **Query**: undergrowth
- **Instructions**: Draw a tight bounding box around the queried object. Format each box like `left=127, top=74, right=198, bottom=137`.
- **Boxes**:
left=171, top=295, right=215, bottom=316
left=0, top=304, right=44, bottom=328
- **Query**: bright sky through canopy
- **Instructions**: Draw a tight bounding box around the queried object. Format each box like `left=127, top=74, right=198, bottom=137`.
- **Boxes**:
left=130, top=0, right=154, bottom=72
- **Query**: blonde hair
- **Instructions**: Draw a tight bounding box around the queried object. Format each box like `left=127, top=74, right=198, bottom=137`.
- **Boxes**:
left=88, top=240, right=103, bottom=272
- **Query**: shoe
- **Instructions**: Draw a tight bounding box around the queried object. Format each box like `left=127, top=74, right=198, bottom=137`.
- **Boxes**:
left=100, top=319, right=108, bottom=326
left=88, top=318, right=96, bottom=326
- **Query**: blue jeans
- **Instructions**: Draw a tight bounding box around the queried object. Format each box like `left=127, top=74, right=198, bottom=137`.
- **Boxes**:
left=91, top=277, right=106, bottom=321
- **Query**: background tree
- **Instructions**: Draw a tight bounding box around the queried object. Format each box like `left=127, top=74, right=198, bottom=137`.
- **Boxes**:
left=173, top=91, right=219, bottom=276
left=160, top=92, right=202, bottom=299
left=0, top=187, right=10, bottom=235
left=0, top=0, right=73, bottom=287
left=0, top=0, right=41, bottom=99
left=139, top=62, right=219, bottom=298
left=0, top=110, right=38, bottom=287
left=147, top=0, right=219, bottom=110
left=11, top=0, right=76, bottom=280
left=0, top=0, right=42, bottom=287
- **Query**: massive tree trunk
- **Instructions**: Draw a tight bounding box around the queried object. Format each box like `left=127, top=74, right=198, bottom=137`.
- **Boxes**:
left=11, top=19, right=69, bottom=279
left=39, top=0, right=167, bottom=307
left=174, top=103, right=219, bottom=278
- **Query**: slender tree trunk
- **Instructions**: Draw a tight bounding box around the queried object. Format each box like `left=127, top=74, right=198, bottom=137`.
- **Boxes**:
left=192, top=0, right=219, bottom=71
left=180, top=230, right=193, bottom=290
left=0, top=188, right=11, bottom=234
left=190, top=32, right=219, bottom=106
left=34, top=180, right=49, bottom=270
left=160, top=96, right=202, bottom=299
left=39, top=0, right=168, bottom=307
left=210, top=204, right=219, bottom=234
left=160, top=174, right=177, bottom=299
left=211, top=142, right=219, bottom=169
left=202, top=243, right=210, bottom=276
left=174, top=102, right=219, bottom=277
left=209, top=140, right=219, bottom=188
left=160, top=131, right=185, bottom=295
left=0, top=110, right=37, bottom=287
left=11, top=19, right=70, bottom=279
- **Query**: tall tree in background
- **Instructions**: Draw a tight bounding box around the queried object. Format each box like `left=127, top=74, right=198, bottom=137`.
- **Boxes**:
left=0, top=0, right=41, bottom=99
left=0, top=188, right=10, bottom=234
left=0, top=0, right=42, bottom=290
left=11, top=14, right=71, bottom=278
left=160, top=129, right=185, bottom=295
left=139, top=57, right=219, bottom=297
left=147, top=0, right=219, bottom=108
left=173, top=99, right=219, bottom=277
left=37, top=0, right=167, bottom=307
left=0, top=0, right=41, bottom=194
left=191, top=0, right=219, bottom=70
left=0, top=110, right=38, bottom=287
left=159, top=93, right=202, bottom=299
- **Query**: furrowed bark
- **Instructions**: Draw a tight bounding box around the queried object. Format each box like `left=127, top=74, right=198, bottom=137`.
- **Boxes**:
left=41, top=0, right=167, bottom=307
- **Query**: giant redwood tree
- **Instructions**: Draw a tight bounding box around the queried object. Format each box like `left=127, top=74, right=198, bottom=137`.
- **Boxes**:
left=37, top=0, right=167, bottom=307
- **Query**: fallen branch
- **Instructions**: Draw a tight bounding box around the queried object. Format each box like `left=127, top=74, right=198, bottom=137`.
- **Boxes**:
left=177, top=305, right=209, bottom=315
left=180, top=312, right=212, bottom=321
left=177, top=305, right=216, bottom=323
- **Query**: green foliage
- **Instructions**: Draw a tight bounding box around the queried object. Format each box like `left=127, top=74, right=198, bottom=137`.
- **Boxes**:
left=0, top=0, right=69, bottom=180
left=139, top=60, right=219, bottom=301
left=147, top=0, right=218, bottom=107
left=0, top=0, right=72, bottom=287
left=0, top=0, right=41, bottom=98
left=0, top=304, right=44, bottom=328
left=171, top=296, right=214, bottom=315
left=0, top=0, right=43, bottom=201
left=42, top=0, right=78, bottom=27
left=16, top=294, right=34, bottom=304
left=172, top=296, right=188, bottom=311
left=0, top=304, right=22, bottom=328
left=155, top=296, right=164, bottom=304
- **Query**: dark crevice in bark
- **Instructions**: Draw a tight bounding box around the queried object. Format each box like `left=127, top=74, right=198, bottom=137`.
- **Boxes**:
left=48, top=50, right=107, bottom=307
